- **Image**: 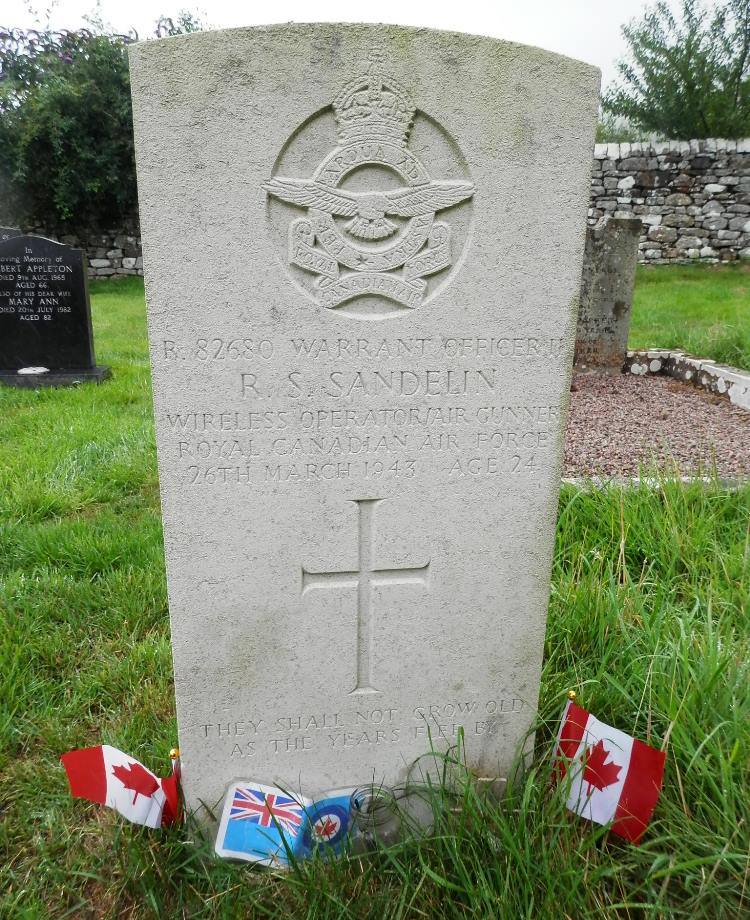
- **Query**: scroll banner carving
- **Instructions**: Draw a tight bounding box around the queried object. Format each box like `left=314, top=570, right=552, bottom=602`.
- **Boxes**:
left=403, top=224, right=452, bottom=282
left=290, top=221, right=339, bottom=280
left=290, top=222, right=454, bottom=308
left=318, top=272, right=426, bottom=309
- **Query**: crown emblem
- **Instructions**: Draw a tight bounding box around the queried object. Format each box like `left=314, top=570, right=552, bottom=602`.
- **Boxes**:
left=333, top=53, right=415, bottom=148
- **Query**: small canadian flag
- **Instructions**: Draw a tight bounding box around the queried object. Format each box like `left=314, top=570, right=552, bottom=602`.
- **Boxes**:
left=555, top=700, right=666, bottom=844
left=61, top=745, right=180, bottom=828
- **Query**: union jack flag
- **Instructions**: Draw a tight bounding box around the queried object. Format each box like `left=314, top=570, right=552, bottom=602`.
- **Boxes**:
left=229, top=786, right=304, bottom=835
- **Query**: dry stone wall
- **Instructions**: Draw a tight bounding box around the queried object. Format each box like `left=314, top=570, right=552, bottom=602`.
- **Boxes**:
left=591, top=139, right=750, bottom=263
left=23, top=138, right=750, bottom=277
left=26, top=221, right=143, bottom=279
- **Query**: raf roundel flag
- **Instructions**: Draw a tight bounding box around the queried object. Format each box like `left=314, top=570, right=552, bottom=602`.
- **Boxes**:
left=555, top=700, right=666, bottom=844
left=215, top=782, right=311, bottom=865
left=300, top=788, right=356, bottom=856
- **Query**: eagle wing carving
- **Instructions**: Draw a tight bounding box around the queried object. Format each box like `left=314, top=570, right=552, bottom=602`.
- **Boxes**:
left=382, top=181, right=475, bottom=216
left=264, top=176, right=474, bottom=241
left=263, top=178, right=359, bottom=216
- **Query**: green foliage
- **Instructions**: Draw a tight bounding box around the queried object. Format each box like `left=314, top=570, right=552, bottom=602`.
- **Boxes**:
left=595, top=115, right=642, bottom=143
left=604, top=0, right=750, bottom=139
left=0, top=274, right=749, bottom=916
left=153, top=10, right=207, bottom=37
left=0, top=29, right=136, bottom=226
left=0, top=12, right=206, bottom=228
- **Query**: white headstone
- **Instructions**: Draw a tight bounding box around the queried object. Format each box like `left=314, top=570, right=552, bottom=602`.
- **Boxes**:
left=129, top=24, right=599, bottom=818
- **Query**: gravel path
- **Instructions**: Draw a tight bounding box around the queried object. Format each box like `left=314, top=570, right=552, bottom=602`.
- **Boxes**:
left=564, top=373, right=750, bottom=478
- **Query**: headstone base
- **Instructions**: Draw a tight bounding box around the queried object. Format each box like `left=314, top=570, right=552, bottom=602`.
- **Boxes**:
left=0, top=366, right=111, bottom=388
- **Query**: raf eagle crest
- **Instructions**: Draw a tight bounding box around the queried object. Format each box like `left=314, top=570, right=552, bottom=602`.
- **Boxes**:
left=263, top=55, right=475, bottom=313
left=264, top=178, right=474, bottom=242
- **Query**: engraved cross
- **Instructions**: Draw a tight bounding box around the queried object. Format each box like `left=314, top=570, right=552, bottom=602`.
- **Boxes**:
left=302, top=498, right=430, bottom=695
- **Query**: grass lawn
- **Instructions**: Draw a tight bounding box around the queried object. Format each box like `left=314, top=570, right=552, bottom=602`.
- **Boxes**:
left=630, top=262, right=750, bottom=368
left=1, top=270, right=749, bottom=918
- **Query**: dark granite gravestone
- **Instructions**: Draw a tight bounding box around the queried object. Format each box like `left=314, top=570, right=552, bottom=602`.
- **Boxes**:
left=0, top=235, right=110, bottom=387
left=1, top=227, right=21, bottom=242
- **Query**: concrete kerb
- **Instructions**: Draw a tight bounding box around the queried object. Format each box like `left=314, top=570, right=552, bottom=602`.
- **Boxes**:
left=626, top=349, right=750, bottom=411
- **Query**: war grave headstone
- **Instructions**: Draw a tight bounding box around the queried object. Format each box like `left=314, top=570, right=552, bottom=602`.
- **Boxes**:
left=129, top=24, right=599, bottom=819
left=0, top=235, right=110, bottom=387
left=575, top=216, right=642, bottom=374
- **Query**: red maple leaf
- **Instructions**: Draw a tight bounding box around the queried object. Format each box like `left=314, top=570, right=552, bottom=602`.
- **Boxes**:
left=582, top=739, right=621, bottom=793
left=112, top=762, right=160, bottom=804
left=314, top=816, right=338, bottom=840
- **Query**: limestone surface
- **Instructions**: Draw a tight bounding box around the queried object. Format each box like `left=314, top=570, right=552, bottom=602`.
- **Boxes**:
left=129, top=23, right=599, bottom=818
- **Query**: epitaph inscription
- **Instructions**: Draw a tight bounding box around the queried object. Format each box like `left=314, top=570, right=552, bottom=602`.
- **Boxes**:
left=129, top=23, right=599, bottom=818
left=0, top=235, right=95, bottom=370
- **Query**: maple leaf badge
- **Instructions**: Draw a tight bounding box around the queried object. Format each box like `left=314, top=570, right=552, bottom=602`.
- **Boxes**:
left=112, top=761, right=160, bottom=804
left=582, top=739, right=622, bottom=793
left=313, top=814, right=341, bottom=842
